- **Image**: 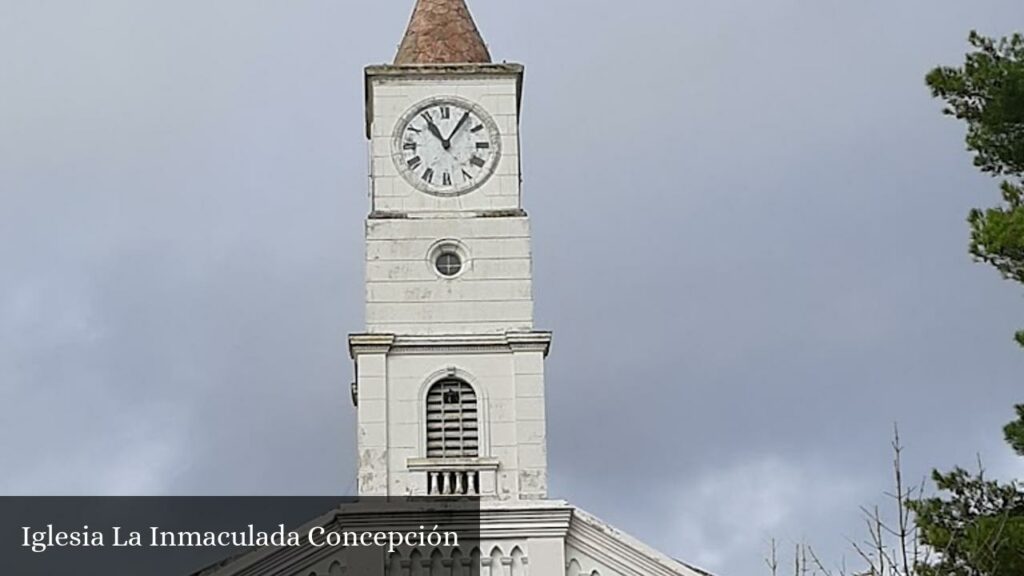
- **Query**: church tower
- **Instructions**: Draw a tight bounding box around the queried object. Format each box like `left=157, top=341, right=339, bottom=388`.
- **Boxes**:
left=349, top=0, right=551, bottom=501
left=199, top=4, right=712, bottom=574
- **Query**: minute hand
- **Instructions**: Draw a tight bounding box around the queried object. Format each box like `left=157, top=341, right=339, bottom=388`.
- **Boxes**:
left=445, top=112, right=471, bottom=145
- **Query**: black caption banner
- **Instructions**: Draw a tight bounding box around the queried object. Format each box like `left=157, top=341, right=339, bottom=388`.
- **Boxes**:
left=0, top=497, right=481, bottom=575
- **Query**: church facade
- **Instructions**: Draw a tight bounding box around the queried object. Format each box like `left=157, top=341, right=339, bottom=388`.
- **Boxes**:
left=197, top=2, right=710, bottom=575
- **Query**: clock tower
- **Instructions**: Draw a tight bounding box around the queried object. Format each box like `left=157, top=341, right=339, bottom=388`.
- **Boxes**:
left=199, top=3, right=712, bottom=574
left=349, top=0, right=551, bottom=501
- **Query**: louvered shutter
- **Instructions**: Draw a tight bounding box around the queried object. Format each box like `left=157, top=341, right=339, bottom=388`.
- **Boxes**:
left=426, top=379, right=479, bottom=458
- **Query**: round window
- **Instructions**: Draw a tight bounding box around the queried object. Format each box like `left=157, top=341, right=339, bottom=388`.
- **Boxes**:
left=428, top=240, right=469, bottom=279
left=435, top=251, right=463, bottom=277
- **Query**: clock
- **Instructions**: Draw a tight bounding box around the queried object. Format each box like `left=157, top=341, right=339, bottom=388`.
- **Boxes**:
left=392, top=97, right=502, bottom=196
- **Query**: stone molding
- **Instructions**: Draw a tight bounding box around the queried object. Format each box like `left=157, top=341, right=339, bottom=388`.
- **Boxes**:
left=347, top=334, right=395, bottom=357
left=407, top=457, right=500, bottom=472
left=349, top=331, right=552, bottom=358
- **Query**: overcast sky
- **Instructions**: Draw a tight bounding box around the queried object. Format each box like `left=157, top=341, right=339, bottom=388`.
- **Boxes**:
left=1, top=2, right=1022, bottom=575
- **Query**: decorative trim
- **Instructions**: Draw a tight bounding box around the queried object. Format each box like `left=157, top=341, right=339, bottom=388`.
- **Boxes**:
left=348, top=334, right=395, bottom=358
left=476, top=503, right=574, bottom=539
left=348, top=331, right=552, bottom=357
left=407, top=457, right=500, bottom=472
left=507, top=332, right=553, bottom=355
left=366, top=63, right=524, bottom=78
left=368, top=209, right=528, bottom=220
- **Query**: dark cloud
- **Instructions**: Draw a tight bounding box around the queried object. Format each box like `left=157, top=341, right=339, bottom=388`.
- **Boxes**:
left=2, top=2, right=1022, bottom=574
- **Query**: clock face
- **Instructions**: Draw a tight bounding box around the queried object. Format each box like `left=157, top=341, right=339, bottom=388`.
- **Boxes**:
left=392, top=97, right=502, bottom=196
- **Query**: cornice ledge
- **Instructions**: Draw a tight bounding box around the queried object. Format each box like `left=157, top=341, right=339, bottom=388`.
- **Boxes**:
left=366, top=62, right=524, bottom=78
left=506, top=331, right=552, bottom=356
left=368, top=209, right=528, bottom=220
left=478, top=502, right=574, bottom=539
left=348, top=333, right=396, bottom=358
left=370, top=331, right=552, bottom=356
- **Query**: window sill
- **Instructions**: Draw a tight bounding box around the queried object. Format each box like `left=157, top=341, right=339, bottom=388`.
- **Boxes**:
left=407, top=457, right=500, bottom=472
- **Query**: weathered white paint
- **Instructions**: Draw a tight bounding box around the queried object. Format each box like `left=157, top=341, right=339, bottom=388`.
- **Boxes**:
left=350, top=332, right=551, bottom=500
left=365, top=67, right=523, bottom=214
left=353, top=63, right=549, bottom=503
left=191, top=16, right=712, bottom=576
left=338, top=61, right=712, bottom=576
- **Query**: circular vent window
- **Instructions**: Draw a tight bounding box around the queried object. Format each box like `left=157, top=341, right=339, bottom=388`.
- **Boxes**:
left=435, top=251, right=463, bottom=277
left=428, top=241, right=469, bottom=279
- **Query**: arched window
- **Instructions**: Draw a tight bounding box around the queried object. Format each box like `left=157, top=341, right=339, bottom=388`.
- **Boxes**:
left=426, top=378, right=479, bottom=458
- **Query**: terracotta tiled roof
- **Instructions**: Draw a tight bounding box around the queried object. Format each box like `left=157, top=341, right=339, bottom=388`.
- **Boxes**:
left=394, top=0, right=492, bottom=65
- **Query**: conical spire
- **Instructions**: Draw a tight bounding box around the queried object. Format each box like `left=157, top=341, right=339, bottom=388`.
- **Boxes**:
left=394, top=0, right=492, bottom=65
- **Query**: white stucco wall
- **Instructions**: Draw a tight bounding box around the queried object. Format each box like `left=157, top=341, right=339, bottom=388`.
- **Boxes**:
left=353, top=338, right=549, bottom=501
left=364, top=216, right=534, bottom=335
left=367, top=71, right=521, bottom=214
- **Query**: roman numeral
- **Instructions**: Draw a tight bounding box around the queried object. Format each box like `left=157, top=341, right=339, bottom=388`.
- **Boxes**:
left=420, top=111, right=433, bottom=124
left=403, top=142, right=417, bottom=151
left=407, top=126, right=422, bottom=134
left=407, top=156, right=422, bottom=170
left=476, top=142, right=490, bottom=150
left=442, top=172, right=452, bottom=186
left=471, top=125, right=484, bottom=133
left=422, top=168, right=434, bottom=183
left=462, top=169, right=474, bottom=181
left=470, top=156, right=486, bottom=168
left=440, top=106, right=451, bottom=120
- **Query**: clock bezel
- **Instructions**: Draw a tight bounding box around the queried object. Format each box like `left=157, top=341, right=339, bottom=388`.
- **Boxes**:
left=391, top=96, right=502, bottom=197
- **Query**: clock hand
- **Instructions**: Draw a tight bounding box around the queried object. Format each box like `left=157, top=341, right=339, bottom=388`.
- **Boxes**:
left=423, top=116, right=448, bottom=149
left=446, top=111, right=471, bottom=144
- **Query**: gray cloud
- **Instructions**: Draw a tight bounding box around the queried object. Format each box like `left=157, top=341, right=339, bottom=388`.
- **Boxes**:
left=2, top=2, right=1023, bottom=575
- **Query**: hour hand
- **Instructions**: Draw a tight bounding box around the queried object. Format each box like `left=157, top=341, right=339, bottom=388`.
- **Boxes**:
left=423, top=117, right=446, bottom=146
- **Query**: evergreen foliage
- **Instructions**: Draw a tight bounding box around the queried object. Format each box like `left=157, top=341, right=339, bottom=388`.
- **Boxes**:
left=926, top=32, right=1024, bottom=347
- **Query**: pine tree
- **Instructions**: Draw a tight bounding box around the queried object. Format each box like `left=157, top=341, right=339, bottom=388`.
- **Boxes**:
left=926, top=31, right=1024, bottom=347
left=909, top=406, right=1024, bottom=576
